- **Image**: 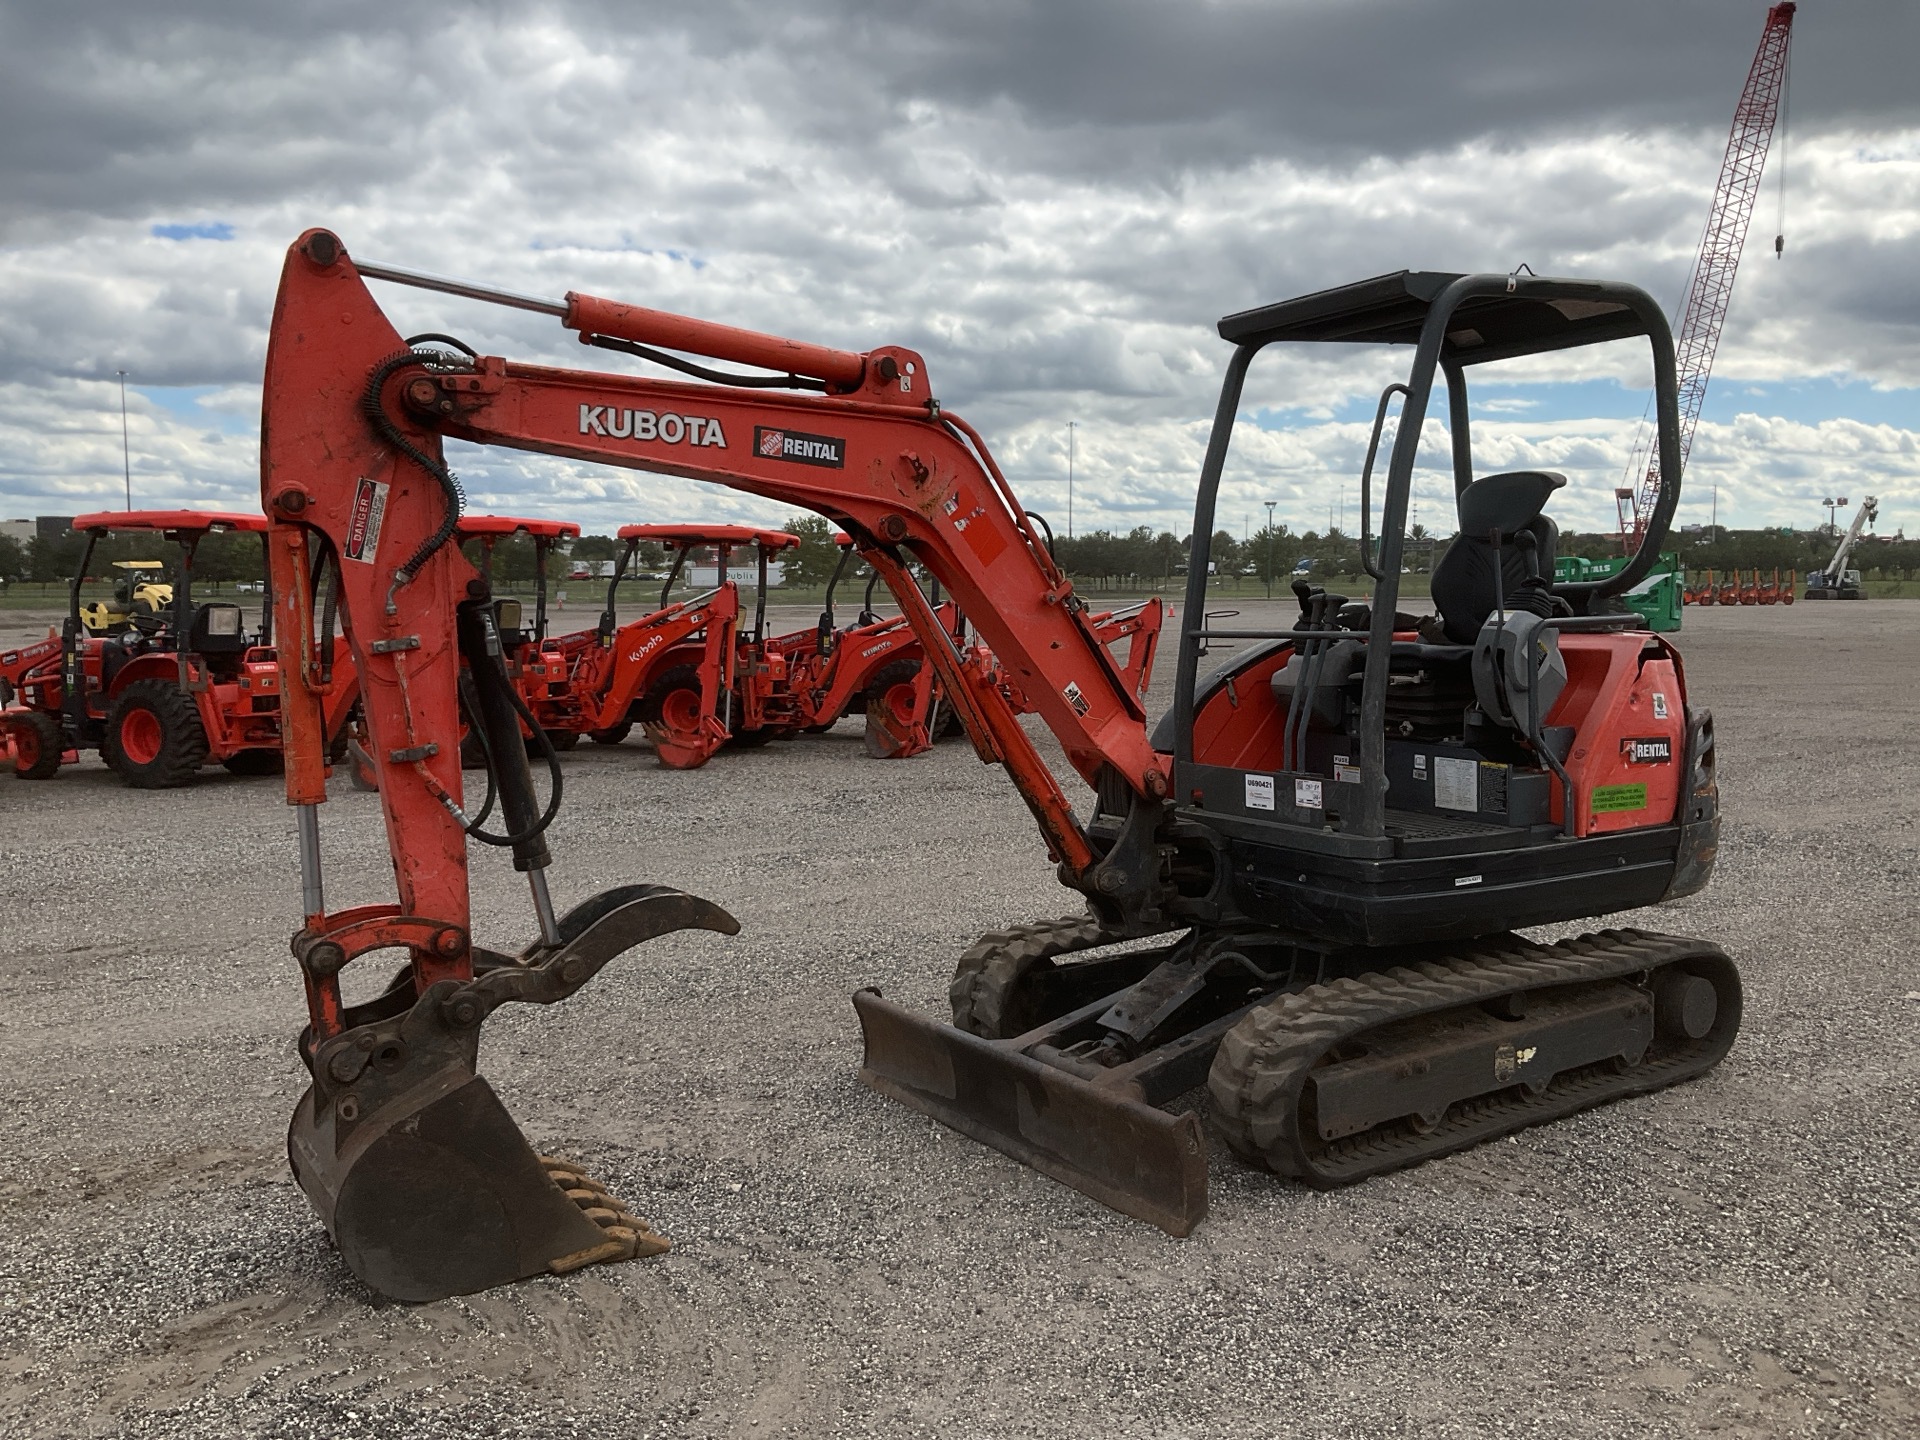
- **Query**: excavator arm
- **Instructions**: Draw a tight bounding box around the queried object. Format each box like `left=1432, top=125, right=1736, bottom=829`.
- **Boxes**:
left=265, top=230, right=1172, bottom=911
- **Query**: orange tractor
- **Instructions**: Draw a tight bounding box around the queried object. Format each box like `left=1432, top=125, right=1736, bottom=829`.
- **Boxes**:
left=553, top=522, right=760, bottom=767
left=258, top=234, right=1734, bottom=1301
left=3, top=510, right=356, bottom=785
left=342, top=513, right=579, bottom=787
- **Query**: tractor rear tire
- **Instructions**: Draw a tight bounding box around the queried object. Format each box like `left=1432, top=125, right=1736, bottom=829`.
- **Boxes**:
left=222, top=749, right=284, bottom=777
left=9, top=710, right=64, bottom=780
left=530, top=728, right=579, bottom=754
left=729, top=726, right=779, bottom=748
left=637, top=664, right=703, bottom=728
left=103, top=679, right=209, bottom=789
left=588, top=722, right=632, bottom=746
left=865, top=659, right=921, bottom=719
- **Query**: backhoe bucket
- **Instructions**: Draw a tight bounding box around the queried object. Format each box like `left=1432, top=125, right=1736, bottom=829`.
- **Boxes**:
left=853, top=988, right=1208, bottom=1236
left=289, top=884, right=738, bottom=1302
left=289, top=1071, right=630, bottom=1302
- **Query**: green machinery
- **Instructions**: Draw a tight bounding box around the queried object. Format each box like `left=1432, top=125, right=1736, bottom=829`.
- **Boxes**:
left=1555, top=552, right=1682, bottom=632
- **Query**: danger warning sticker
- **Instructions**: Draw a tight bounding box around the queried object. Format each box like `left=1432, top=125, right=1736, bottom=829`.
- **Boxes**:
left=343, top=478, right=389, bottom=564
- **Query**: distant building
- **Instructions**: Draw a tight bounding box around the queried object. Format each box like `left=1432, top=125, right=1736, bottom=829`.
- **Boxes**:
left=691, top=561, right=786, bottom=588
left=36, top=515, right=75, bottom=542
left=1, top=519, right=34, bottom=546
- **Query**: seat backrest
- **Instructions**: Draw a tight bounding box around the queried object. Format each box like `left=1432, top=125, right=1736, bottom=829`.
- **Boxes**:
left=189, top=602, right=249, bottom=656
left=1429, top=471, right=1566, bottom=645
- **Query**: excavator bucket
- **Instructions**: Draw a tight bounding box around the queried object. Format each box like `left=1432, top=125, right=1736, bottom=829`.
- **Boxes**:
left=289, top=884, right=738, bottom=1303
left=852, top=988, right=1209, bottom=1235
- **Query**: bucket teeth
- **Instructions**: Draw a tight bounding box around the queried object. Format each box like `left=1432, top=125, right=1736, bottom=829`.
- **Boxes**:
left=538, top=1155, right=671, bottom=1269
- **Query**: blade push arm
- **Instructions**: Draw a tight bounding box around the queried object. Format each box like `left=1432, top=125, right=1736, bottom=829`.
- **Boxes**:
left=264, top=231, right=1171, bottom=899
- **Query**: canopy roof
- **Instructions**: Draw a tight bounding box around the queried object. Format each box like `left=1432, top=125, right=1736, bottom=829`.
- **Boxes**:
left=458, top=514, right=580, bottom=540
left=619, top=523, right=798, bottom=551
left=1217, top=271, right=1648, bottom=364
left=73, top=509, right=268, bottom=535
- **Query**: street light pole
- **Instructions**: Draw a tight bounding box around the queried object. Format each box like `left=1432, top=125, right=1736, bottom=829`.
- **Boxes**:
left=116, top=369, right=132, bottom=510
left=1264, top=499, right=1277, bottom=601
left=1067, top=421, right=1075, bottom=540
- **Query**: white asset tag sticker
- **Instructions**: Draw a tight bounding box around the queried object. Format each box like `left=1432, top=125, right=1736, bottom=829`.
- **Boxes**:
left=1295, top=778, right=1324, bottom=810
left=1652, top=692, right=1670, bottom=720
left=1433, top=754, right=1479, bottom=812
left=1244, top=774, right=1275, bottom=811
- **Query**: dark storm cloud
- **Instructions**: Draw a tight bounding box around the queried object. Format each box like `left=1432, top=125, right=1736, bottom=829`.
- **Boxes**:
left=4, top=0, right=1910, bottom=241
left=0, top=0, right=1913, bottom=530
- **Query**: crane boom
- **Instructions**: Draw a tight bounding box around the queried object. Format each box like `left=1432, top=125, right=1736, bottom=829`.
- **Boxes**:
left=1822, top=496, right=1879, bottom=584
left=1623, top=2, right=1795, bottom=545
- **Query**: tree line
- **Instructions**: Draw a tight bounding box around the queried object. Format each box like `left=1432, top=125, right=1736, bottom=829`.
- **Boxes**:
left=10, top=515, right=1911, bottom=598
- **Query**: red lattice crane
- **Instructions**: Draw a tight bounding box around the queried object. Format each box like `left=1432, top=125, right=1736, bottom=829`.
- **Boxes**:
left=1620, top=2, right=1796, bottom=547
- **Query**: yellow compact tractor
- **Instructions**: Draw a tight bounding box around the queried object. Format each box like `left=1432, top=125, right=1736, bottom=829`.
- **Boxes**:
left=78, top=560, right=173, bottom=634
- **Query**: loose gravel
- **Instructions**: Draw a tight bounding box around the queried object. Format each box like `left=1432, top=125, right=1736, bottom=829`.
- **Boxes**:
left=0, top=599, right=1914, bottom=1439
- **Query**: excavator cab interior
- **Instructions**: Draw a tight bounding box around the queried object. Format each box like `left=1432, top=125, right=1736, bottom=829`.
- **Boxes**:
left=1149, top=270, right=1710, bottom=946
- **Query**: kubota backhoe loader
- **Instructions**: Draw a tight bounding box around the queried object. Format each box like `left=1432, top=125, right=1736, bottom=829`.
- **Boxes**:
left=1, top=510, right=358, bottom=785
left=260, top=231, right=1732, bottom=1299
left=555, top=522, right=755, bottom=766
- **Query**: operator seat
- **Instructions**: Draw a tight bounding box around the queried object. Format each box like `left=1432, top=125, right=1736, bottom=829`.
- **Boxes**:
left=1429, top=471, right=1570, bottom=737
left=189, top=602, right=249, bottom=657
left=1428, top=470, right=1565, bottom=645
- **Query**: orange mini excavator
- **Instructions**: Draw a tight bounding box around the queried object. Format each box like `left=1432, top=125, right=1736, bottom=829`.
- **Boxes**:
left=261, top=232, right=1732, bottom=1300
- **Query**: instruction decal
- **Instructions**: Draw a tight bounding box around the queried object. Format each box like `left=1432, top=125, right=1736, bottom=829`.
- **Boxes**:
left=1244, top=774, right=1275, bottom=811
left=343, top=478, right=389, bottom=564
left=1062, top=680, right=1091, bottom=718
left=1433, top=754, right=1478, bottom=812
left=1651, top=692, right=1669, bottom=720
left=1295, top=777, right=1324, bottom=810
left=1592, top=783, right=1649, bottom=813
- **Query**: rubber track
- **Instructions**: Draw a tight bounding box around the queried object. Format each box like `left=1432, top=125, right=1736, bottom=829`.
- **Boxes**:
left=1208, top=928, right=1739, bottom=1188
left=948, top=915, right=1123, bottom=1037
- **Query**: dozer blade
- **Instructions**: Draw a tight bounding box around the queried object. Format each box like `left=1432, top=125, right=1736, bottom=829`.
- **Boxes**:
left=853, top=988, right=1208, bottom=1236
left=290, top=884, right=738, bottom=1303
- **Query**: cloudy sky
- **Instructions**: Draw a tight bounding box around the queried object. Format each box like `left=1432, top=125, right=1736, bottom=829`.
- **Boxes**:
left=1, top=0, right=1915, bottom=542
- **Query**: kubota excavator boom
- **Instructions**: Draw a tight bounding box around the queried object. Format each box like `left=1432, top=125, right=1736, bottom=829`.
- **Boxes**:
left=263, top=230, right=1735, bottom=1285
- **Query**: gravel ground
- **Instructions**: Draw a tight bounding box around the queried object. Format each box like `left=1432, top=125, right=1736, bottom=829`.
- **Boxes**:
left=1, top=599, right=1915, bottom=1440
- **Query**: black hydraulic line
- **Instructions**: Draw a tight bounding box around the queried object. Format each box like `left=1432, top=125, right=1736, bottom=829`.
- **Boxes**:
left=584, top=333, right=828, bottom=391
left=455, top=601, right=562, bottom=861
left=257, top=531, right=275, bottom=647
left=362, top=347, right=472, bottom=589
left=404, top=332, right=479, bottom=358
